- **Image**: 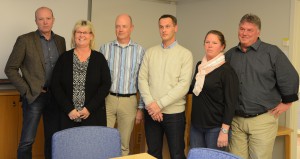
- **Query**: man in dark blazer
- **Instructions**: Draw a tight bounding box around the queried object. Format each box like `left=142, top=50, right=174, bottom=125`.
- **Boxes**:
left=5, top=7, right=66, bottom=159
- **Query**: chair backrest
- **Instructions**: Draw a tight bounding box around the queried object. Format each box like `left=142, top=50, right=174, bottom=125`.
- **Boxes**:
left=187, top=148, right=242, bottom=159
left=52, top=126, right=121, bottom=159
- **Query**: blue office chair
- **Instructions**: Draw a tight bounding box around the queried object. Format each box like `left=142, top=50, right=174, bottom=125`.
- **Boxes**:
left=187, top=148, right=242, bottom=159
left=52, top=126, right=122, bottom=159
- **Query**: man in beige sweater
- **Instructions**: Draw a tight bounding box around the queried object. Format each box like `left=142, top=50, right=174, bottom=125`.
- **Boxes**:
left=138, top=14, right=193, bottom=159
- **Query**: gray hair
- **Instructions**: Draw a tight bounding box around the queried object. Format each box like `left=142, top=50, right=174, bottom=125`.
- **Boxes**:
left=239, top=13, right=261, bottom=30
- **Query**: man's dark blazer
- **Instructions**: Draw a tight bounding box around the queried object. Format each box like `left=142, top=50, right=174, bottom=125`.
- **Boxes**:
left=5, top=31, right=66, bottom=104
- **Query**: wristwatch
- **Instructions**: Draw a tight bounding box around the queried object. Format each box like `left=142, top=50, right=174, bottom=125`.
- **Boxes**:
left=137, top=107, right=144, bottom=111
left=220, top=127, right=229, bottom=134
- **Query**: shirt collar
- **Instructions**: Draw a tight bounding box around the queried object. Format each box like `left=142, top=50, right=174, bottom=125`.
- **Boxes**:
left=36, top=30, right=54, bottom=40
left=237, top=38, right=261, bottom=52
left=161, top=40, right=177, bottom=49
left=113, top=39, right=134, bottom=47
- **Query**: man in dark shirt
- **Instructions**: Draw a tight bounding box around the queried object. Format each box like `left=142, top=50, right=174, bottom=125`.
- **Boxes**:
left=225, top=13, right=299, bottom=159
left=5, top=7, right=66, bottom=159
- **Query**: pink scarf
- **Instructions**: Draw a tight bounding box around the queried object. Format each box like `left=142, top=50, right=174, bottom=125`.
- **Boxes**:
left=193, top=53, right=225, bottom=96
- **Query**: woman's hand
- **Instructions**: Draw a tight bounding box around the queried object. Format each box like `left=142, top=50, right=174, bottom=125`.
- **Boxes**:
left=78, top=107, right=90, bottom=119
left=217, top=124, right=230, bottom=148
left=217, top=131, right=229, bottom=148
left=68, top=109, right=81, bottom=120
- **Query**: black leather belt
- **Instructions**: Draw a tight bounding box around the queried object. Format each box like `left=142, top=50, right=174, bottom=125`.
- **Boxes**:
left=235, top=110, right=267, bottom=118
left=109, top=92, right=136, bottom=97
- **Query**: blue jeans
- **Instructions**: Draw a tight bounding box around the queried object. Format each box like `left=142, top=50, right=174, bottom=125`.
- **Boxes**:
left=144, top=111, right=186, bottom=159
left=189, top=125, right=229, bottom=151
left=17, top=92, right=60, bottom=159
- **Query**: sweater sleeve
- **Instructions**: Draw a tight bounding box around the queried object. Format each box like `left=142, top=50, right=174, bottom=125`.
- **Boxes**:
left=84, top=52, right=111, bottom=113
left=138, top=51, right=155, bottom=105
left=222, top=65, right=239, bottom=125
left=51, top=52, right=74, bottom=114
left=157, top=51, right=193, bottom=108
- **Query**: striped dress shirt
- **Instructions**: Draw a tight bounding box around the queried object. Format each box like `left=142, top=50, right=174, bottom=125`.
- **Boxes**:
left=100, top=40, right=145, bottom=107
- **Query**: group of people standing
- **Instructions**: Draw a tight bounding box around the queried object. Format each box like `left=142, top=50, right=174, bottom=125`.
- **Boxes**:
left=4, top=6, right=299, bottom=159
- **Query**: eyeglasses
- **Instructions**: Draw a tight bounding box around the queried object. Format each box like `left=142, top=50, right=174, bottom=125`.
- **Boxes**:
left=75, top=31, right=91, bottom=35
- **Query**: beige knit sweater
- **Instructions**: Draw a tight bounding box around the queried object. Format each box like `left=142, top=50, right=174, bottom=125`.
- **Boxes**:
left=138, top=44, right=193, bottom=114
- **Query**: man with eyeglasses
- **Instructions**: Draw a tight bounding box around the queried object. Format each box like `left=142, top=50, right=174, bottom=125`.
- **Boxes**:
left=138, top=14, right=193, bottom=159
left=5, top=7, right=66, bottom=159
left=100, top=14, right=145, bottom=156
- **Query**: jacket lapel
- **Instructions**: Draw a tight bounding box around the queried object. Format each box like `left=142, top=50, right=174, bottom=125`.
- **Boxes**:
left=33, top=32, right=46, bottom=71
left=53, top=34, right=66, bottom=55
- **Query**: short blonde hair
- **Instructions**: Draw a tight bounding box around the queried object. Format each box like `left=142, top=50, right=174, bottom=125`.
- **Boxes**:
left=71, top=20, right=95, bottom=50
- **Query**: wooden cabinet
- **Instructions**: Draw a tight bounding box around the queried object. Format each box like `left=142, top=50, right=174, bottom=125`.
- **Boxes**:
left=129, top=121, right=146, bottom=154
left=0, top=91, right=20, bottom=158
left=184, top=94, right=192, bottom=155
left=129, top=93, right=146, bottom=154
left=0, top=90, right=44, bottom=159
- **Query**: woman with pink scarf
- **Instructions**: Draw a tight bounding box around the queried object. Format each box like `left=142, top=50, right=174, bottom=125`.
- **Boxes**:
left=189, top=30, right=239, bottom=151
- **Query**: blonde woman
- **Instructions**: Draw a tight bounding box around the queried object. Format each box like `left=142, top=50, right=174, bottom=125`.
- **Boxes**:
left=51, top=20, right=111, bottom=129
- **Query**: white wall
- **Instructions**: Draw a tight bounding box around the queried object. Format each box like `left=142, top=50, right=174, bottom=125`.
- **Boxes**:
left=176, top=0, right=290, bottom=69
left=91, top=0, right=176, bottom=50
left=0, top=0, right=89, bottom=79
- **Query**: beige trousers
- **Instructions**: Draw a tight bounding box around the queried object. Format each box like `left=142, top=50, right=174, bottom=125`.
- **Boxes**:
left=229, top=113, right=278, bottom=159
left=106, top=94, right=137, bottom=156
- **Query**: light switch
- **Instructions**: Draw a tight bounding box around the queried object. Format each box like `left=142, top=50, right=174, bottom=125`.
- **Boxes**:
left=282, top=38, right=289, bottom=46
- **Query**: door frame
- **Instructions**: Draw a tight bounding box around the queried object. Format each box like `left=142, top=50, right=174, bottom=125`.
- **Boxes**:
left=287, top=0, right=300, bottom=158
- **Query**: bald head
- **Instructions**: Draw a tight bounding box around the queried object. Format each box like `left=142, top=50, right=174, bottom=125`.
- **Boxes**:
left=115, top=14, right=132, bottom=25
left=35, top=7, right=53, bottom=20
left=115, top=14, right=134, bottom=44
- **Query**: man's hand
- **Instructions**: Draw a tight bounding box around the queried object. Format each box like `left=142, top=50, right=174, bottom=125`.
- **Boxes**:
left=269, top=102, right=292, bottom=118
left=146, top=101, right=164, bottom=122
left=135, top=109, right=144, bottom=124
left=151, top=112, right=163, bottom=122
left=146, top=101, right=161, bottom=116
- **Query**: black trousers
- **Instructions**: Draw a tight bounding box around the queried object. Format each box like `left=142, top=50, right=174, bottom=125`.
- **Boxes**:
left=144, top=111, right=186, bottom=159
